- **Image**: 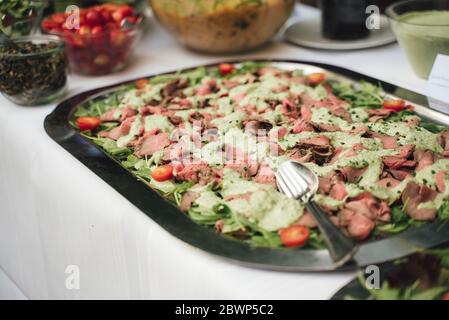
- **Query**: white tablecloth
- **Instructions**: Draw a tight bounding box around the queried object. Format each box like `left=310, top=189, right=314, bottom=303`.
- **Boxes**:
left=0, top=5, right=428, bottom=299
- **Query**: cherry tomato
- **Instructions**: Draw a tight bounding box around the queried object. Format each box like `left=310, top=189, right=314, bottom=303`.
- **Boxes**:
left=50, top=27, right=64, bottom=34
left=110, top=30, right=127, bottom=47
left=111, top=9, right=126, bottom=24
left=94, top=54, right=110, bottom=66
left=123, top=16, right=139, bottom=25
left=383, top=99, right=406, bottom=112
left=42, top=19, right=60, bottom=31
left=219, top=63, right=235, bottom=76
left=442, top=292, right=449, bottom=300
left=91, top=25, right=104, bottom=35
left=51, top=13, right=67, bottom=25
left=118, top=5, right=134, bottom=18
left=85, top=10, right=102, bottom=27
left=151, top=165, right=174, bottom=182
left=135, top=79, right=149, bottom=89
left=42, top=4, right=139, bottom=75
left=99, top=3, right=118, bottom=11
left=77, top=116, right=101, bottom=131
left=307, top=72, right=326, bottom=86
left=105, top=21, right=116, bottom=30
left=77, top=25, right=91, bottom=35
left=101, top=9, right=112, bottom=22
left=279, top=225, right=310, bottom=248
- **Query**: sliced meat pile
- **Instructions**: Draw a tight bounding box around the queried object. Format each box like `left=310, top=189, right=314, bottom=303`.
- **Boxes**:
left=287, top=136, right=334, bottom=165
left=402, top=182, right=438, bottom=220
left=339, top=193, right=391, bottom=240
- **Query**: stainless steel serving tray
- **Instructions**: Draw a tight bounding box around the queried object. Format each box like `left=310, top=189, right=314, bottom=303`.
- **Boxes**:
left=44, top=60, right=449, bottom=272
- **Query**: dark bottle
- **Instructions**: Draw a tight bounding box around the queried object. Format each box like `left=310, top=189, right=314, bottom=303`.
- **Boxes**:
left=321, top=0, right=370, bottom=40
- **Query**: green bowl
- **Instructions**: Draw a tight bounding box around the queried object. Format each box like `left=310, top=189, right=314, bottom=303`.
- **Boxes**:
left=386, top=0, right=449, bottom=79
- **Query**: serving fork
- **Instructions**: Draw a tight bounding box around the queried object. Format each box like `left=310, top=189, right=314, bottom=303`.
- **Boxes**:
left=276, top=160, right=358, bottom=267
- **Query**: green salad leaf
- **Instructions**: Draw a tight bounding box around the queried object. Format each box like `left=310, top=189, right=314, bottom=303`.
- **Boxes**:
left=331, top=80, right=384, bottom=109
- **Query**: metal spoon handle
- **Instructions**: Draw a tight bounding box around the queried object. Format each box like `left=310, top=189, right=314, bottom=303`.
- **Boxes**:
left=305, top=200, right=358, bottom=266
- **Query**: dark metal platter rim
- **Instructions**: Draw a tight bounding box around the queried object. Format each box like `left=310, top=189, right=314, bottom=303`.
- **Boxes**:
left=44, top=59, right=449, bottom=272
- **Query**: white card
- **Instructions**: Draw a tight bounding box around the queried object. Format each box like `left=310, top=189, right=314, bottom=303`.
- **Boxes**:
left=426, top=54, right=449, bottom=114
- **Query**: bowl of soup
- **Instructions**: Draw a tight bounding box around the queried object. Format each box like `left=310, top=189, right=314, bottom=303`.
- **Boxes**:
left=386, top=0, right=449, bottom=79
left=149, top=0, right=295, bottom=54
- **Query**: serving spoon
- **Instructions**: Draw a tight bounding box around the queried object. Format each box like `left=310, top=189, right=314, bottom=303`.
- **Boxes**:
left=276, top=160, right=358, bottom=267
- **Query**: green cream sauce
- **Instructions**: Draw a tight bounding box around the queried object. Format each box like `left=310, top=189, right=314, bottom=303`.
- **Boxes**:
left=144, top=114, right=174, bottom=133
left=222, top=170, right=304, bottom=231
left=211, top=111, right=246, bottom=133
left=394, top=10, right=449, bottom=78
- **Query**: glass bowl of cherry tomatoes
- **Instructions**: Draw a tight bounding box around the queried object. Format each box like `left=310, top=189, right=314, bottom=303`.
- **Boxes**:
left=41, top=3, right=143, bottom=76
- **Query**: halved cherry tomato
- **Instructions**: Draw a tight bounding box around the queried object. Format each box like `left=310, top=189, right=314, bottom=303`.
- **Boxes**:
left=219, top=63, right=235, bottom=76
left=151, top=165, right=174, bottom=182
left=76, top=116, right=101, bottom=131
left=442, top=292, right=449, bottom=300
left=383, top=99, right=406, bottom=112
left=279, top=225, right=310, bottom=248
left=307, top=72, right=326, bottom=86
left=135, top=79, right=149, bottom=89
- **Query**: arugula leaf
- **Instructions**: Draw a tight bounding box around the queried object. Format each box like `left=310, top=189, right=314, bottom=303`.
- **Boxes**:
left=376, top=222, right=411, bottom=234
left=251, top=232, right=282, bottom=248
left=183, top=67, right=208, bottom=85
left=91, top=137, right=132, bottom=159
left=438, top=201, right=449, bottom=220
left=172, top=181, right=194, bottom=205
left=306, top=229, right=327, bottom=249
left=150, top=74, right=180, bottom=85
left=376, top=205, right=414, bottom=234
left=122, top=154, right=141, bottom=169
left=362, top=277, right=401, bottom=300
left=428, top=248, right=449, bottom=268
left=74, top=91, right=122, bottom=118
left=419, top=121, right=447, bottom=133
left=246, top=220, right=282, bottom=248
left=386, top=109, right=415, bottom=122
left=235, top=61, right=269, bottom=75
left=331, top=80, right=384, bottom=109
left=391, top=205, right=408, bottom=224
left=410, top=287, right=448, bottom=300
left=188, top=209, right=221, bottom=225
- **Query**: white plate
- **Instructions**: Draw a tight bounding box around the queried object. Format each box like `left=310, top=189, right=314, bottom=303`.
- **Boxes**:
left=284, top=15, right=396, bottom=51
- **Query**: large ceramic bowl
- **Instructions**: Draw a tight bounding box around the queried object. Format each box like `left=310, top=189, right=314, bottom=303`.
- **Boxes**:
left=386, top=0, right=449, bottom=79
left=149, top=0, right=295, bottom=53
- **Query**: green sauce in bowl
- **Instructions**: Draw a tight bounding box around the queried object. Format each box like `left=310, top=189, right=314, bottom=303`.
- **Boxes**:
left=390, top=10, right=449, bottom=78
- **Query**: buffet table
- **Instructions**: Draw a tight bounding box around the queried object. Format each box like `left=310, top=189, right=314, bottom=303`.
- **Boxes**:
left=0, top=5, right=428, bottom=299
